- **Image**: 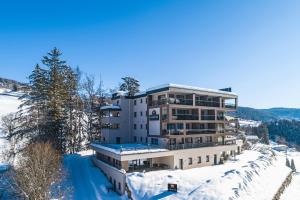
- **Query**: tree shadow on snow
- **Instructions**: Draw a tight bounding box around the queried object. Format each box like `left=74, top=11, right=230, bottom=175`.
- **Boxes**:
left=150, top=191, right=175, bottom=200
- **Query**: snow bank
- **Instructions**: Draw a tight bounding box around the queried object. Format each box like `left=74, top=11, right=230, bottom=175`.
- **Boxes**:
left=127, top=146, right=290, bottom=200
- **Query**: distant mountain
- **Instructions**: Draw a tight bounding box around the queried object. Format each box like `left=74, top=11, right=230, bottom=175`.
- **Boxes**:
left=229, top=107, right=300, bottom=121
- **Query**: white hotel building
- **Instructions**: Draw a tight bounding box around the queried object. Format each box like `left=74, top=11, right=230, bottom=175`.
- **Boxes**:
left=90, top=84, right=243, bottom=194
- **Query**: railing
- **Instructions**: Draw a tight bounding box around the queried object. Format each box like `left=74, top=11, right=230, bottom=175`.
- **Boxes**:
left=201, top=115, right=215, bottom=120
left=224, top=103, right=236, bottom=109
left=149, top=98, right=194, bottom=106
left=162, top=129, right=184, bottom=135
left=195, top=100, right=220, bottom=107
left=186, top=129, right=217, bottom=134
left=167, top=141, right=237, bottom=150
left=172, top=115, right=199, bottom=120
left=127, top=163, right=170, bottom=173
left=217, top=116, right=225, bottom=120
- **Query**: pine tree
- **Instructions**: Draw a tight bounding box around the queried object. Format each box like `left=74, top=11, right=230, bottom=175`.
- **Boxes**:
left=261, top=124, right=270, bottom=145
left=119, top=76, right=140, bottom=96
left=286, top=158, right=291, bottom=168
left=291, top=159, right=296, bottom=172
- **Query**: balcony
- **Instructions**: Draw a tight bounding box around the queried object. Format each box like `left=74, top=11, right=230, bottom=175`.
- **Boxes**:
left=167, top=140, right=237, bottom=150
left=172, top=114, right=199, bottom=120
left=195, top=100, right=220, bottom=107
left=162, top=129, right=184, bottom=135
left=186, top=128, right=217, bottom=134
left=224, top=103, right=236, bottom=109
left=201, top=115, right=215, bottom=120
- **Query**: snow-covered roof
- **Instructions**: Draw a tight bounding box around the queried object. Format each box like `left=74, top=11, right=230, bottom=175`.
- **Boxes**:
left=146, top=83, right=237, bottom=96
left=90, top=143, right=169, bottom=155
left=100, top=105, right=121, bottom=111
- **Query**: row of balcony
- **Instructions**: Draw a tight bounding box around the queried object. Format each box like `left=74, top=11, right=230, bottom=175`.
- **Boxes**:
left=162, top=128, right=229, bottom=135
left=166, top=140, right=237, bottom=150
left=148, top=98, right=236, bottom=108
left=167, top=114, right=224, bottom=121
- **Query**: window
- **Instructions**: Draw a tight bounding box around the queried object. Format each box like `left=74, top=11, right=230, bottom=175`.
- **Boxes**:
left=116, top=100, right=119, bottom=105
left=198, top=156, right=202, bottom=163
left=140, top=124, right=143, bottom=129
left=140, top=137, right=143, bottom=142
left=134, top=136, right=137, bottom=142
left=189, top=158, right=193, bottom=165
left=134, top=100, right=137, bottom=105
left=140, top=98, right=143, bottom=103
left=140, top=111, right=143, bottom=116
left=134, top=124, right=137, bottom=129
left=134, top=112, right=137, bottom=117
left=206, top=155, right=210, bottom=162
left=118, top=182, right=121, bottom=190
left=151, top=138, right=158, bottom=145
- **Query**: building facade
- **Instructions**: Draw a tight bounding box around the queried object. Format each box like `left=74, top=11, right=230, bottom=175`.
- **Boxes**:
left=91, top=84, right=242, bottom=194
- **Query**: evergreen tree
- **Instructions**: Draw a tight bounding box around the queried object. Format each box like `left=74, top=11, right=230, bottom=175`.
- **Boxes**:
left=291, top=159, right=296, bottom=172
left=260, top=124, right=270, bottom=145
left=119, top=76, right=140, bottom=96
left=286, top=158, right=291, bottom=168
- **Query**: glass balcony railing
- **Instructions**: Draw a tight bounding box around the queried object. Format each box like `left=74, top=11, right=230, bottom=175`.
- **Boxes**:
left=201, top=115, right=215, bottom=120
left=195, top=100, right=220, bottom=107
left=172, top=115, right=199, bottom=120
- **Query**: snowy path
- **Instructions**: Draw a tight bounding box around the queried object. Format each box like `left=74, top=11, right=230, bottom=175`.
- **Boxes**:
left=63, top=151, right=124, bottom=200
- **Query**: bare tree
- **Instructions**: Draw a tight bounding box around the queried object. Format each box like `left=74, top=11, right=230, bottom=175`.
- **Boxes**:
left=12, top=142, right=62, bottom=200
left=1, top=113, right=18, bottom=137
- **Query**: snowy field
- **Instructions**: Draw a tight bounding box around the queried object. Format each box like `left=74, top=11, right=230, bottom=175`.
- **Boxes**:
left=280, top=151, right=300, bottom=200
left=63, top=150, right=124, bottom=200
left=127, top=145, right=290, bottom=200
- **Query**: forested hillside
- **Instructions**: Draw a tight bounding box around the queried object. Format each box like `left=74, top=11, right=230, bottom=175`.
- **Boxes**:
left=230, top=107, right=300, bottom=121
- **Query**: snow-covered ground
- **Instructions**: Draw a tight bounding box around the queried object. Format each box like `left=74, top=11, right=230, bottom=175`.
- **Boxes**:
left=280, top=151, right=300, bottom=200
left=127, top=145, right=290, bottom=200
left=63, top=150, right=124, bottom=200
left=238, top=119, right=261, bottom=128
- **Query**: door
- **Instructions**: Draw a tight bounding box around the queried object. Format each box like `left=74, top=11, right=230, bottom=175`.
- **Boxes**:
left=179, top=159, right=183, bottom=169
left=116, top=137, right=121, bottom=144
left=214, top=154, right=217, bottom=165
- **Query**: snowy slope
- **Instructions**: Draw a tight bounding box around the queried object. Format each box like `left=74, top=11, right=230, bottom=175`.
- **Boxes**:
left=127, top=145, right=290, bottom=200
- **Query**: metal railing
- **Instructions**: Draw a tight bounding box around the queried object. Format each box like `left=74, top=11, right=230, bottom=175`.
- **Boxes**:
left=195, top=100, right=220, bottom=107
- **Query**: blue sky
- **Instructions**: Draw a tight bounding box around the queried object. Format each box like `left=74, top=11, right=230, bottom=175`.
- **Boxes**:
left=0, top=0, right=299, bottom=108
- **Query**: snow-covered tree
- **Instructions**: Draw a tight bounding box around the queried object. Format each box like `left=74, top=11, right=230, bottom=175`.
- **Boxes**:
left=119, top=76, right=140, bottom=97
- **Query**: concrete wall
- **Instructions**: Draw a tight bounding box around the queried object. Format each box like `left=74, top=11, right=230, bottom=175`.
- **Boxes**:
left=132, top=96, right=148, bottom=143
left=92, top=157, right=126, bottom=195
left=172, top=144, right=239, bottom=169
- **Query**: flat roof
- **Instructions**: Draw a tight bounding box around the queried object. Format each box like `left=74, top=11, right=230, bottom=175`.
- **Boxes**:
left=90, top=143, right=169, bottom=155
left=147, top=83, right=237, bottom=96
